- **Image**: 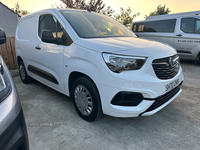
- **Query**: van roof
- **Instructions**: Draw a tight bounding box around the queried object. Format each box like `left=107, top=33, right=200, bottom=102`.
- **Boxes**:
left=19, top=8, right=89, bottom=20
left=146, top=10, right=200, bottom=20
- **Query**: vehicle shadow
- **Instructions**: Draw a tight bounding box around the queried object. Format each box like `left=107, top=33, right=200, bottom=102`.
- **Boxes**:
left=180, top=59, right=197, bottom=66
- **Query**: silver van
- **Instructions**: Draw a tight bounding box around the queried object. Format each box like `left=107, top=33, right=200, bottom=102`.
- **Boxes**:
left=0, top=28, right=29, bottom=150
left=131, top=11, right=200, bottom=65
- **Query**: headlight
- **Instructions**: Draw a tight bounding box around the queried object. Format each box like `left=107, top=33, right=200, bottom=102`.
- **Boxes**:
left=102, top=53, right=147, bottom=73
left=0, top=64, right=11, bottom=102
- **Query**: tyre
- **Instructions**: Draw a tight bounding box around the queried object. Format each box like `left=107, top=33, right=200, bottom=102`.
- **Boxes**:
left=71, top=77, right=102, bottom=122
left=197, top=53, right=200, bottom=65
left=19, top=61, right=32, bottom=84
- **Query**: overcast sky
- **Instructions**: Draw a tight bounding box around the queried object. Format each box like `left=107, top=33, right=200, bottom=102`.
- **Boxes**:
left=2, top=0, right=200, bottom=21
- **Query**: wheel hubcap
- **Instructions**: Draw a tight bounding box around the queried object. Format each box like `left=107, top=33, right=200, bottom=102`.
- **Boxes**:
left=19, top=64, right=25, bottom=80
left=74, top=85, right=93, bottom=116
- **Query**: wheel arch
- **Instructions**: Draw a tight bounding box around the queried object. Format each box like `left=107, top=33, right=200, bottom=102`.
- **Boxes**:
left=68, top=71, right=100, bottom=97
left=17, top=56, right=23, bottom=66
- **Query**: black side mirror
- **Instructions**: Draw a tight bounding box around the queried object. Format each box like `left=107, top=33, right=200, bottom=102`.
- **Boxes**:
left=0, top=28, right=6, bottom=45
left=41, top=30, right=62, bottom=45
left=135, top=34, right=139, bottom=37
left=0, top=64, right=3, bottom=75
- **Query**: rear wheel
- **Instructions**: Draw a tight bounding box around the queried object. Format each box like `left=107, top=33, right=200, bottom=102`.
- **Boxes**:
left=71, top=77, right=102, bottom=122
left=19, top=61, right=32, bottom=84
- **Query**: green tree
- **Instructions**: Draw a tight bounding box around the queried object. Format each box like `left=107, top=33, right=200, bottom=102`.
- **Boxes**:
left=56, top=0, right=115, bottom=16
left=114, top=7, right=140, bottom=28
left=12, top=2, right=30, bottom=19
left=145, top=4, right=171, bottom=18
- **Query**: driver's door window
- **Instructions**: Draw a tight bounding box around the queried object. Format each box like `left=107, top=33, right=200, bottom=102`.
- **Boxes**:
left=38, top=15, right=63, bottom=41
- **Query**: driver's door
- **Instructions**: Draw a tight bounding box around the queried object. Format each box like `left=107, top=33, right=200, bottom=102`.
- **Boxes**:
left=28, top=14, right=65, bottom=92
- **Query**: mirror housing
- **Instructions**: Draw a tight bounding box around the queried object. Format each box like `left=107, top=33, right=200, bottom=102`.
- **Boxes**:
left=0, top=64, right=3, bottom=75
left=41, top=30, right=62, bottom=45
left=0, top=28, right=6, bottom=45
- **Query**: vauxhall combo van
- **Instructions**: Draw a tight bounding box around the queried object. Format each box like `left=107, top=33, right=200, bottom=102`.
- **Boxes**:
left=16, top=9, right=184, bottom=121
left=131, top=11, right=200, bottom=64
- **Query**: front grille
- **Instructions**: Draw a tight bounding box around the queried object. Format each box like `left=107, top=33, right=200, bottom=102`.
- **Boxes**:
left=144, top=83, right=181, bottom=113
left=152, top=55, right=180, bottom=80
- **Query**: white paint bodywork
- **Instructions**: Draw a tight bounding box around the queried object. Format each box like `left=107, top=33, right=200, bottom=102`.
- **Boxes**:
left=15, top=9, right=184, bottom=118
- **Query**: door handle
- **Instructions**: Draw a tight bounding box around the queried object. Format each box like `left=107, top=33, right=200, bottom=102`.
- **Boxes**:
left=35, top=45, right=41, bottom=50
left=176, top=34, right=182, bottom=37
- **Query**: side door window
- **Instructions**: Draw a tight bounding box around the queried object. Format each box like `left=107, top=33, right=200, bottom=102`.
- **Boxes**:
left=181, top=18, right=195, bottom=33
left=181, top=18, right=200, bottom=34
left=195, top=19, right=200, bottom=33
left=38, top=14, right=64, bottom=44
left=138, top=24, right=144, bottom=32
left=132, top=24, right=137, bottom=32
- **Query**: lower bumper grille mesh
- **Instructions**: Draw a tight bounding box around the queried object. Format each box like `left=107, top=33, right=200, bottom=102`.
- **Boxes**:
left=144, top=83, right=181, bottom=113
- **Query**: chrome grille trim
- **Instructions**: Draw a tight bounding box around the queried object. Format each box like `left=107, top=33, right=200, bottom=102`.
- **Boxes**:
left=152, top=55, right=180, bottom=80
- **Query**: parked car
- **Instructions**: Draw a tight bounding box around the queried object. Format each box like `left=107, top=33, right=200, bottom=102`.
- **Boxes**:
left=131, top=11, right=200, bottom=65
left=15, top=9, right=184, bottom=122
left=0, top=28, right=29, bottom=150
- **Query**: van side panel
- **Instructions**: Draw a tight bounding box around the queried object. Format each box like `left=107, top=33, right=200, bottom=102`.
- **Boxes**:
left=16, top=15, right=37, bottom=69
left=132, top=13, right=200, bottom=61
left=132, top=19, right=176, bottom=46
left=173, top=17, right=200, bottom=60
left=133, top=32, right=175, bottom=46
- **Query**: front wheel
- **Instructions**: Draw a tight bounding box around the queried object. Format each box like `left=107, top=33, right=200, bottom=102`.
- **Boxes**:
left=19, top=61, right=32, bottom=84
left=197, top=53, right=200, bottom=65
left=71, top=77, right=102, bottom=122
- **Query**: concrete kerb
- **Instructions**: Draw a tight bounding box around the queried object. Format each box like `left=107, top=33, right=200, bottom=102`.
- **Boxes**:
left=9, top=69, right=19, bottom=77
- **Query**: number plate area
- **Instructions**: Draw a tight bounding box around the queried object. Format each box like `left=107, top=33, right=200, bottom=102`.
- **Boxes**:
left=165, top=79, right=179, bottom=92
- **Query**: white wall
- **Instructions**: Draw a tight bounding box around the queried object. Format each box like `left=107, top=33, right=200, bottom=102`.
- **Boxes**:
left=0, top=3, right=18, bottom=37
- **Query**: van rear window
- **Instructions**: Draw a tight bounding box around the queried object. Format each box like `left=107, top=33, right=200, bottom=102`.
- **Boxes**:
left=133, top=19, right=176, bottom=33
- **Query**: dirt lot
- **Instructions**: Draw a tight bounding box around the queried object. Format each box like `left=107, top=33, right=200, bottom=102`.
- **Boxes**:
left=13, top=60, right=200, bottom=150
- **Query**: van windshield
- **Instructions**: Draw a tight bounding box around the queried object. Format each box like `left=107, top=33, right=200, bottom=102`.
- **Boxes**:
left=60, top=10, right=136, bottom=38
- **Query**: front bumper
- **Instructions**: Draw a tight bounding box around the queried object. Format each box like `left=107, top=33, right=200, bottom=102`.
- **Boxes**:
left=90, top=59, right=184, bottom=118
left=0, top=56, right=29, bottom=150
left=0, top=108, right=29, bottom=150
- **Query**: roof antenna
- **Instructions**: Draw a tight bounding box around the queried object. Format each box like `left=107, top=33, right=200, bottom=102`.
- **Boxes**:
left=83, top=2, right=91, bottom=12
left=86, top=6, right=91, bottom=12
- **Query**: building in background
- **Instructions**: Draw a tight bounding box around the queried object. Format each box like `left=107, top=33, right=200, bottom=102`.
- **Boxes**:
left=0, top=2, right=19, bottom=37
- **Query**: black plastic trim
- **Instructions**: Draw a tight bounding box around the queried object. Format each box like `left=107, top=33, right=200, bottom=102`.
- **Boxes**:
left=111, top=92, right=144, bottom=106
left=28, top=65, right=58, bottom=84
left=0, top=109, right=29, bottom=150
left=143, top=81, right=183, bottom=101
left=0, top=63, right=12, bottom=103
left=38, top=14, right=73, bottom=46
left=139, top=82, right=183, bottom=116
left=62, top=29, right=73, bottom=46
left=177, top=50, right=192, bottom=54
left=152, top=54, right=180, bottom=80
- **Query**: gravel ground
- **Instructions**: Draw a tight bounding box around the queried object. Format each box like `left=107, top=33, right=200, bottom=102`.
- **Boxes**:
left=13, top=60, right=200, bottom=150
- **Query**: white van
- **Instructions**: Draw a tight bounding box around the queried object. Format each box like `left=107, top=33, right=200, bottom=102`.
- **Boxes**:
left=131, top=11, right=200, bottom=64
left=15, top=9, right=184, bottom=121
